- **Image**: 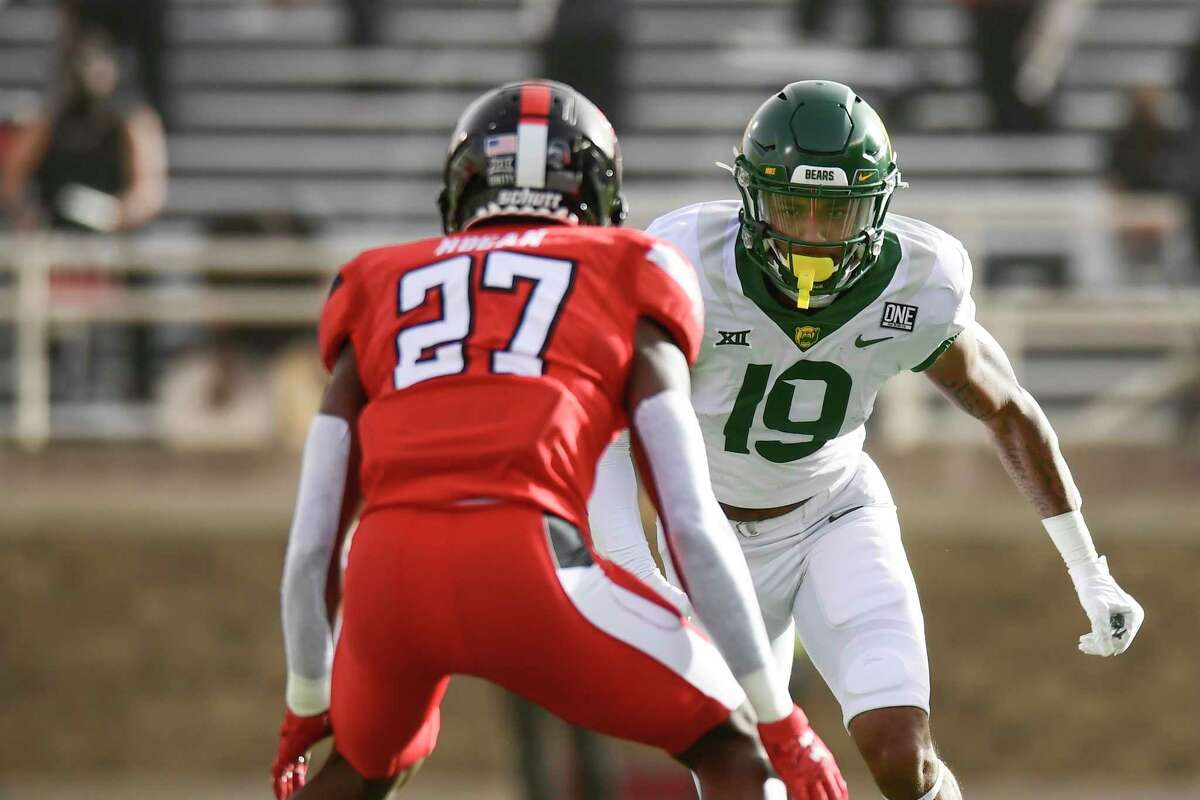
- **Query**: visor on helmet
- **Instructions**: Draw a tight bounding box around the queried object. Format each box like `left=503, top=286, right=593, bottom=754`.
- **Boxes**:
left=758, top=192, right=874, bottom=244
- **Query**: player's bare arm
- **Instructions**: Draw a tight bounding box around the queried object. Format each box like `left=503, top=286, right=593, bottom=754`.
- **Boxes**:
left=319, top=344, right=367, bottom=423
left=925, top=323, right=1144, bottom=657
left=924, top=322, right=1078, bottom=518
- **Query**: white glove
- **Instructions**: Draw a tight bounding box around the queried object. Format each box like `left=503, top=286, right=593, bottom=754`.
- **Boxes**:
left=1067, top=555, right=1144, bottom=657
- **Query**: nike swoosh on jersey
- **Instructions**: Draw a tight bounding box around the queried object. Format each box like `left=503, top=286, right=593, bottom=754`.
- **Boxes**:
left=827, top=505, right=865, bottom=524
left=854, top=334, right=894, bottom=348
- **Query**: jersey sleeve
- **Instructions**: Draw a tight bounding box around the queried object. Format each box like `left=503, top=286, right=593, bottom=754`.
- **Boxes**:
left=317, top=260, right=359, bottom=371
left=906, top=235, right=976, bottom=372
left=628, top=235, right=705, bottom=364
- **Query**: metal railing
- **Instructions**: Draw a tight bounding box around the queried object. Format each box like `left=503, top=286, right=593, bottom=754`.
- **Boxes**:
left=2, top=227, right=1198, bottom=451
left=0, top=233, right=357, bottom=449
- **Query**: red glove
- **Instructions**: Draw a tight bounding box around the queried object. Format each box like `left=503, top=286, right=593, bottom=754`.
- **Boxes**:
left=271, top=708, right=332, bottom=800
left=758, top=706, right=848, bottom=800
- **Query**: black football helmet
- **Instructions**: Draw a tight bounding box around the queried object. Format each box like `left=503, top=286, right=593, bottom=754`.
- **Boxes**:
left=439, top=80, right=627, bottom=233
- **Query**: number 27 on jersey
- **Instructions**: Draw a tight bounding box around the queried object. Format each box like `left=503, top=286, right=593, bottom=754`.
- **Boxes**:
left=393, top=251, right=576, bottom=390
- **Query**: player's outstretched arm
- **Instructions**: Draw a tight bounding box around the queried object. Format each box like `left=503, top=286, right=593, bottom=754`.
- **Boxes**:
left=626, top=317, right=847, bottom=800
left=274, top=345, right=366, bottom=799
left=924, top=322, right=1144, bottom=657
left=588, top=433, right=692, bottom=614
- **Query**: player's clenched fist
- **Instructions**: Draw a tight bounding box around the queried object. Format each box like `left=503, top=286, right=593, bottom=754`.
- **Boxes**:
left=1068, top=555, right=1145, bottom=657
left=758, top=706, right=849, bottom=800
left=271, top=708, right=332, bottom=799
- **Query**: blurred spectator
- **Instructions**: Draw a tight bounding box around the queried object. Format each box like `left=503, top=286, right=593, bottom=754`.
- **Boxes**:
left=0, top=32, right=167, bottom=404
left=343, top=0, right=385, bottom=48
left=61, top=0, right=170, bottom=125
left=1108, top=86, right=1178, bottom=194
left=789, top=1, right=905, bottom=123
left=792, top=0, right=896, bottom=50
left=1184, top=34, right=1200, bottom=115
left=533, top=0, right=627, bottom=129
left=1106, top=86, right=1188, bottom=284
left=0, top=31, right=167, bottom=233
left=0, top=108, right=23, bottom=170
left=272, top=0, right=387, bottom=48
left=1180, top=34, right=1200, bottom=273
left=957, top=0, right=1051, bottom=132
left=0, top=104, right=27, bottom=227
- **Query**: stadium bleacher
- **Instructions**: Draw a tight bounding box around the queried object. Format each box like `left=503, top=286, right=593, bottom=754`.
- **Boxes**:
left=1, top=0, right=1196, bottom=235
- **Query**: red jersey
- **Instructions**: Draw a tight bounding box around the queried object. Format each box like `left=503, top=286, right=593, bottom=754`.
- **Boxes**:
left=319, top=223, right=703, bottom=527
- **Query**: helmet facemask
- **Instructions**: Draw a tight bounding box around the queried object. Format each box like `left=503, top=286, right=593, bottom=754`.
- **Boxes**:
left=735, top=156, right=899, bottom=309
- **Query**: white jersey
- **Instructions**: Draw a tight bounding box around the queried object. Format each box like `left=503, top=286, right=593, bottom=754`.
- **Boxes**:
left=646, top=200, right=975, bottom=508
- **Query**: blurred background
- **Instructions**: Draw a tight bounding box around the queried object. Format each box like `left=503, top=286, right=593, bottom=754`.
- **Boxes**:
left=1, top=0, right=1198, bottom=798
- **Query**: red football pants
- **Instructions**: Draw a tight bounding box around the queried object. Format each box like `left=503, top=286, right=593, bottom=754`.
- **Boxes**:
left=330, top=502, right=744, bottom=779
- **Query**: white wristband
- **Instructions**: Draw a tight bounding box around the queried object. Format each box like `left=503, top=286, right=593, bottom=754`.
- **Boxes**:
left=739, top=666, right=794, bottom=724
left=1042, top=510, right=1098, bottom=569
left=286, top=672, right=331, bottom=716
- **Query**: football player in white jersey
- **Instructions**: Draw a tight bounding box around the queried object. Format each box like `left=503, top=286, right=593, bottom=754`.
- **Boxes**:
left=589, top=80, right=1145, bottom=800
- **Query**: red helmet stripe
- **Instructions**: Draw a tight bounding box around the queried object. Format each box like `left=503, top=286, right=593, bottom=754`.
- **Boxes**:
left=519, top=83, right=552, bottom=122
left=515, top=83, right=552, bottom=188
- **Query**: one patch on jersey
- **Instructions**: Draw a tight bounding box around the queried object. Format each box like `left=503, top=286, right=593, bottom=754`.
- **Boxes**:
left=716, top=329, right=751, bottom=346
left=794, top=324, right=820, bottom=350
left=880, top=302, right=918, bottom=332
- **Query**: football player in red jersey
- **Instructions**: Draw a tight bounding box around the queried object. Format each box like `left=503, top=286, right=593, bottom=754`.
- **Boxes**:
left=271, top=80, right=849, bottom=800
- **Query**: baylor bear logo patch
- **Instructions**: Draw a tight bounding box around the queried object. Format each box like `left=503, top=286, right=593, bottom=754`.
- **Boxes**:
left=794, top=325, right=820, bottom=350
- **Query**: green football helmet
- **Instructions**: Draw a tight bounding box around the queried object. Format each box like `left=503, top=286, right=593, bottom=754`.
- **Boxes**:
left=732, top=80, right=904, bottom=308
